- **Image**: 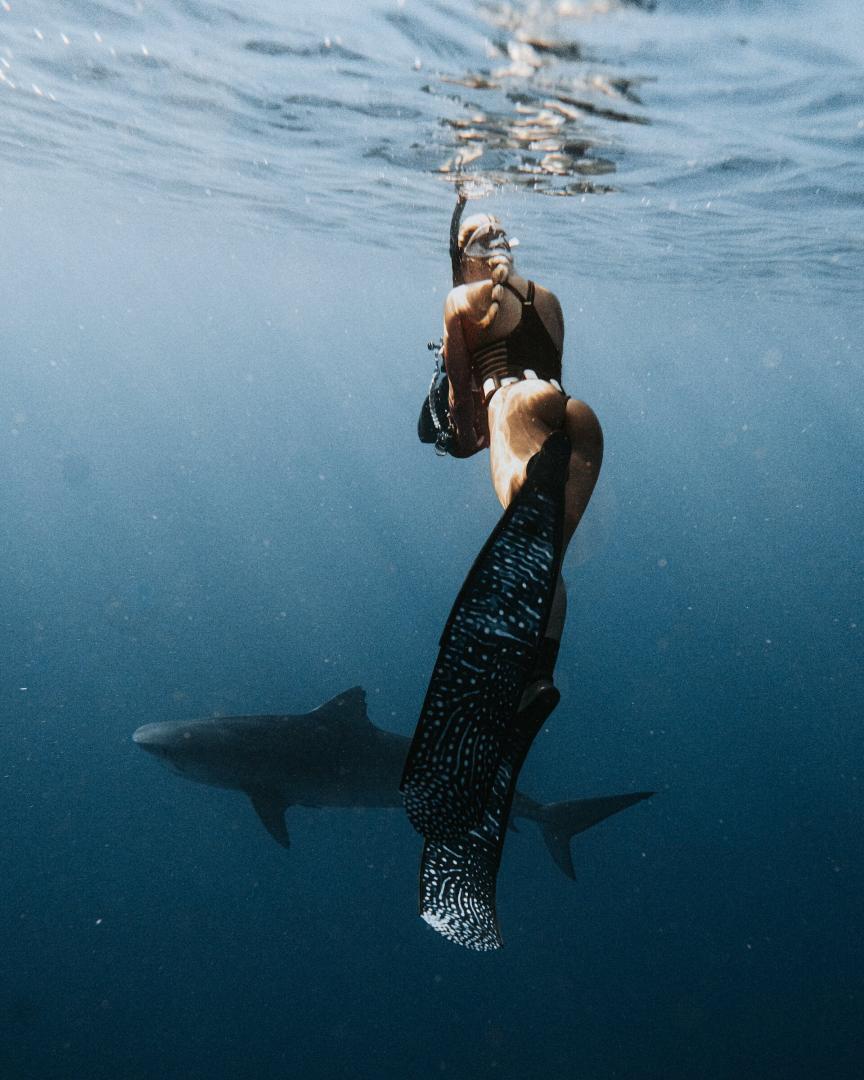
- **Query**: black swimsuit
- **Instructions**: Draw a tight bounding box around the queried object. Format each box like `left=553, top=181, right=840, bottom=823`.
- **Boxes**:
left=469, top=281, right=565, bottom=405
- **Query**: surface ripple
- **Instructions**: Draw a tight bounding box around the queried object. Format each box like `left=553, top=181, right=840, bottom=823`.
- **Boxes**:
left=0, top=0, right=861, bottom=293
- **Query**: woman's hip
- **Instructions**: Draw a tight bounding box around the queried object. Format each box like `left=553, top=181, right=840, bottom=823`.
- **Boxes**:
left=487, top=379, right=569, bottom=436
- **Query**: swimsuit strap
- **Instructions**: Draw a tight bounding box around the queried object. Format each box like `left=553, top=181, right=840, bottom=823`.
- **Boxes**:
left=500, top=279, right=531, bottom=305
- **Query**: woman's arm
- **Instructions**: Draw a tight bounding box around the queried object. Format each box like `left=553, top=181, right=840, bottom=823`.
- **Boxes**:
left=443, top=291, right=487, bottom=458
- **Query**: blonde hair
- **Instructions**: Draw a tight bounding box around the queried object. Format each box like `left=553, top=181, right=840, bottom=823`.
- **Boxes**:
left=458, top=213, right=514, bottom=330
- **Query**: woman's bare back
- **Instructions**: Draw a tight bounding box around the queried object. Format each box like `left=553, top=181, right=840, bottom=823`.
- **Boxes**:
left=451, top=273, right=564, bottom=357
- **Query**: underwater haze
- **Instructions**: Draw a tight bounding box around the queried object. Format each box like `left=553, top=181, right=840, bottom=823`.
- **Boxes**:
left=2, top=0, right=862, bottom=1078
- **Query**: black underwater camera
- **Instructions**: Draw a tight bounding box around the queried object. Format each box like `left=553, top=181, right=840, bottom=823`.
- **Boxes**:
left=417, top=339, right=454, bottom=457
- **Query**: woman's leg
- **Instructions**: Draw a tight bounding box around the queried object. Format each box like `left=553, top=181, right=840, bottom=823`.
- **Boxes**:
left=488, top=382, right=567, bottom=507
left=528, top=399, right=602, bottom=688
left=489, top=390, right=602, bottom=691
left=488, top=387, right=603, bottom=549
left=561, top=397, right=603, bottom=552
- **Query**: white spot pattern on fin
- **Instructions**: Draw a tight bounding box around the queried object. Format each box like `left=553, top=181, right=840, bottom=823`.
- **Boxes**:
left=419, top=686, right=560, bottom=951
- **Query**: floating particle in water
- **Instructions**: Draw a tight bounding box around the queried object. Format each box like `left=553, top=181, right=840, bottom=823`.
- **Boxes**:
left=61, top=451, right=92, bottom=487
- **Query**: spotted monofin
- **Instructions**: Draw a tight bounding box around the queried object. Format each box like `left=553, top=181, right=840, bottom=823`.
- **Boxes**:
left=401, top=431, right=570, bottom=841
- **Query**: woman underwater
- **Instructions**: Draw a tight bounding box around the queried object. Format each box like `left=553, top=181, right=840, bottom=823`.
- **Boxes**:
left=401, top=205, right=607, bottom=948
left=442, top=209, right=603, bottom=699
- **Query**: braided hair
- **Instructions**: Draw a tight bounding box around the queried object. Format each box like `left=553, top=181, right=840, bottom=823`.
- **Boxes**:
left=458, top=213, right=514, bottom=330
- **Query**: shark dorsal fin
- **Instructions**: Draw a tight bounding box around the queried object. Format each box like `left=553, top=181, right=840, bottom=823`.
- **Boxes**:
left=248, top=789, right=291, bottom=849
left=311, top=686, right=371, bottom=728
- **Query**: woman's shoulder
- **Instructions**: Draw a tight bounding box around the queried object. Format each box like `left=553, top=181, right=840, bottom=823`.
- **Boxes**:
left=527, top=278, right=560, bottom=302
left=445, top=281, right=493, bottom=317
left=529, top=280, right=563, bottom=313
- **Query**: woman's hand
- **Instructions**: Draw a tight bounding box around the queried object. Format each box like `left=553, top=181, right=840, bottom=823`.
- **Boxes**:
left=449, top=387, right=489, bottom=457
left=449, top=428, right=487, bottom=458
left=443, top=294, right=489, bottom=458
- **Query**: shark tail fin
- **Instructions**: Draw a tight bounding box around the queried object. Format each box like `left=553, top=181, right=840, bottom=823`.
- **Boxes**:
left=537, top=792, right=654, bottom=879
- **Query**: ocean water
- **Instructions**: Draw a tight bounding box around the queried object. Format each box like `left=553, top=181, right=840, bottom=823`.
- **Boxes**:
left=1, top=0, right=861, bottom=1077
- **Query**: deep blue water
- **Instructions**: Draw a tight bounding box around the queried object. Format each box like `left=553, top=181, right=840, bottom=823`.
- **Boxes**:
left=2, top=1, right=862, bottom=1077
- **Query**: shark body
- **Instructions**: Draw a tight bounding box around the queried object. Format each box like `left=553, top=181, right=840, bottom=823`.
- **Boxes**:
left=133, top=686, right=651, bottom=878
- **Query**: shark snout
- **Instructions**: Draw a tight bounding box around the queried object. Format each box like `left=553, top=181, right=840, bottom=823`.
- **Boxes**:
left=132, top=722, right=175, bottom=753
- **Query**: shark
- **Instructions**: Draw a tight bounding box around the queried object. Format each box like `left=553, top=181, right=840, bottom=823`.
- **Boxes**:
left=132, top=686, right=651, bottom=878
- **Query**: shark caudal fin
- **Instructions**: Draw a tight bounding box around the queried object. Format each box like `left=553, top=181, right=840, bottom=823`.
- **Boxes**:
left=537, top=792, right=654, bottom=879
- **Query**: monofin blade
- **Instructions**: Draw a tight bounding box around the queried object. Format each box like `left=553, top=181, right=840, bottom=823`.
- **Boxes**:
left=401, top=432, right=570, bottom=841
left=419, top=684, right=560, bottom=951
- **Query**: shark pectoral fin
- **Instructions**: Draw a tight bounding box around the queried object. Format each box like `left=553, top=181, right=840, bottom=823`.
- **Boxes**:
left=247, top=789, right=291, bottom=849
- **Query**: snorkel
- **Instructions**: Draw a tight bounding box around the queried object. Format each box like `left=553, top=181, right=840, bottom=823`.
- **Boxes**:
left=450, top=188, right=468, bottom=286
